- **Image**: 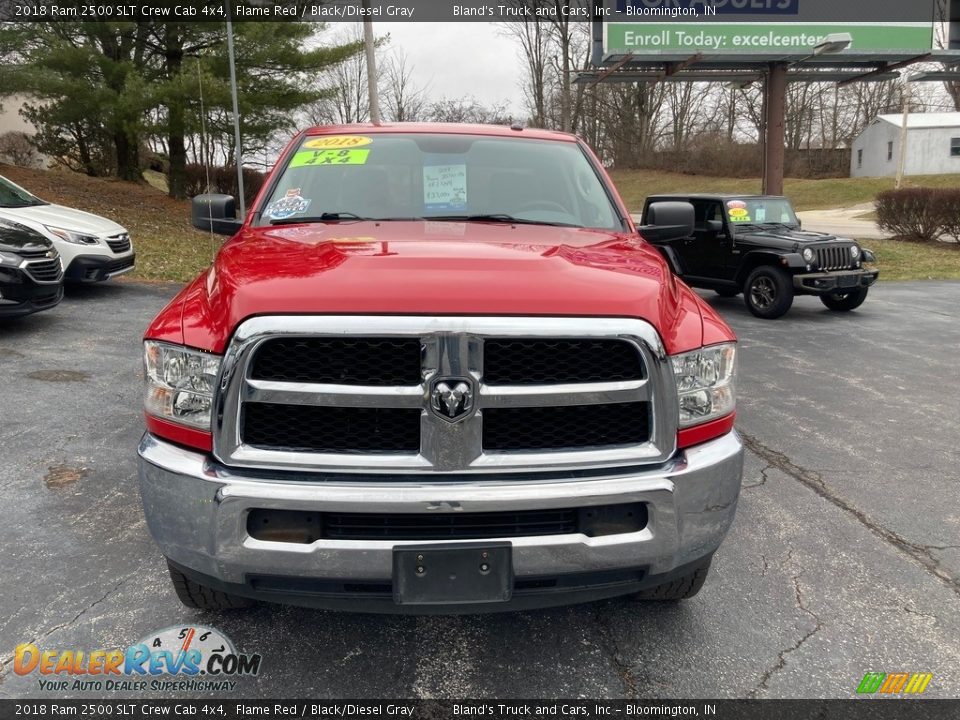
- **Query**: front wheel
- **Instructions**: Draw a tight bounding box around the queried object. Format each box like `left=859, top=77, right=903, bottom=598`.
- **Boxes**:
left=820, top=287, right=868, bottom=312
left=630, top=559, right=712, bottom=601
left=168, top=561, right=253, bottom=610
left=743, top=266, right=794, bottom=319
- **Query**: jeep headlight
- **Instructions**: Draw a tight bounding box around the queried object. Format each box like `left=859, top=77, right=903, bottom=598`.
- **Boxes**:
left=850, top=245, right=861, bottom=260
left=44, top=225, right=99, bottom=245
left=802, top=247, right=815, bottom=263
left=671, top=343, right=737, bottom=427
left=144, top=341, right=221, bottom=429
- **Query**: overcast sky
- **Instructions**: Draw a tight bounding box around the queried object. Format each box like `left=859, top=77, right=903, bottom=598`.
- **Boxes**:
left=337, top=22, right=528, bottom=117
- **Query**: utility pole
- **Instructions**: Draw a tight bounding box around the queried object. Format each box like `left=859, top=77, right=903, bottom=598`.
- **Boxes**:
left=895, top=84, right=910, bottom=189
left=363, top=0, right=381, bottom=124
left=226, top=7, right=245, bottom=218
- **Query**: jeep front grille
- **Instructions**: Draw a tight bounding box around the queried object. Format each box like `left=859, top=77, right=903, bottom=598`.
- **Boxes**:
left=215, top=317, right=677, bottom=475
left=815, top=245, right=855, bottom=271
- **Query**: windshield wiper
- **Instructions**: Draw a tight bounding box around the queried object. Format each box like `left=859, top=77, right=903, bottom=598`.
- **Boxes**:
left=269, top=212, right=367, bottom=225
left=431, top=213, right=580, bottom=228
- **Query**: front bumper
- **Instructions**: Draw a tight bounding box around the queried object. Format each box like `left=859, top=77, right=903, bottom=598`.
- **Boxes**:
left=64, top=252, right=135, bottom=282
left=0, top=268, right=63, bottom=318
left=793, top=268, right=878, bottom=294
left=138, top=431, right=744, bottom=612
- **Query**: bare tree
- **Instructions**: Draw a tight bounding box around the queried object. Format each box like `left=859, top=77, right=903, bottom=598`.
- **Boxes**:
left=381, top=49, right=427, bottom=122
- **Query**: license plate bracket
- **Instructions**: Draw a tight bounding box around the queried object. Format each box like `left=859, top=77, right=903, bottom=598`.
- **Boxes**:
left=838, top=274, right=858, bottom=288
left=393, top=543, right=513, bottom=606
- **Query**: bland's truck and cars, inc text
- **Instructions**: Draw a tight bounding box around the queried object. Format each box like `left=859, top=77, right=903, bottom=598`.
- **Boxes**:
left=137, top=124, right=744, bottom=613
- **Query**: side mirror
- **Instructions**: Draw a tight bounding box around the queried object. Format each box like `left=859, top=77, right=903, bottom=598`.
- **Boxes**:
left=192, top=194, right=242, bottom=236
left=639, top=201, right=695, bottom=244
left=706, top=219, right=724, bottom=233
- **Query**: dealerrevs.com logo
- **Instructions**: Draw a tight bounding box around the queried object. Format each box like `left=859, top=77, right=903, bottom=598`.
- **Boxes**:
left=14, top=625, right=261, bottom=693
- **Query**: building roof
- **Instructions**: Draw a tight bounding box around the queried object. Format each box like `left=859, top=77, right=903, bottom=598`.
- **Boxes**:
left=875, top=112, right=960, bottom=129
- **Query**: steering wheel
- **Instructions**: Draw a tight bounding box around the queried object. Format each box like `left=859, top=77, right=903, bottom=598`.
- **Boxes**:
left=515, top=200, right=570, bottom=214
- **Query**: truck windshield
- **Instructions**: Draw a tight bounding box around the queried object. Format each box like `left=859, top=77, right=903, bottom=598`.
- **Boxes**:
left=257, top=133, right=623, bottom=231
left=725, top=198, right=798, bottom=230
left=0, top=176, right=46, bottom=208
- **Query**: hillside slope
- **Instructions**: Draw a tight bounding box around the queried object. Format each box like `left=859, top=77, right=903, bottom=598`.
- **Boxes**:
left=0, top=164, right=218, bottom=282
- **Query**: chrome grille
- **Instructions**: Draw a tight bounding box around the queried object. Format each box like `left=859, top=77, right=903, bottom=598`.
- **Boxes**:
left=23, top=256, right=63, bottom=283
left=216, top=317, right=678, bottom=475
left=815, top=245, right=855, bottom=271
left=106, top=233, right=131, bottom=253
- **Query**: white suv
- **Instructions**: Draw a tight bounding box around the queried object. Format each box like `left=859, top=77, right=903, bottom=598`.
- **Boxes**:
left=0, top=174, right=135, bottom=283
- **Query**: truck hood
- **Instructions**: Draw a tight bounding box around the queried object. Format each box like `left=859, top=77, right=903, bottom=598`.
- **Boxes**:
left=174, top=221, right=714, bottom=355
left=0, top=203, right=127, bottom=236
left=738, top=226, right=850, bottom=249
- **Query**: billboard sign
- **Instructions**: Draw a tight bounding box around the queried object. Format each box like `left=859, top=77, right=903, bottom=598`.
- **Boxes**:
left=601, top=0, right=939, bottom=55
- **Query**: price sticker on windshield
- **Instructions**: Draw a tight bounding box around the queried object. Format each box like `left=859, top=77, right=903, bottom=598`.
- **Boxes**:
left=290, top=149, right=370, bottom=167
left=727, top=200, right=751, bottom=222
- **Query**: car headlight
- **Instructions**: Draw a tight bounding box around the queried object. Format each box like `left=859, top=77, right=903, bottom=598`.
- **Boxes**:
left=671, top=343, right=737, bottom=428
left=802, top=248, right=815, bottom=263
left=144, top=341, right=221, bottom=430
left=850, top=245, right=861, bottom=260
left=44, top=226, right=99, bottom=245
left=0, top=251, right=22, bottom=267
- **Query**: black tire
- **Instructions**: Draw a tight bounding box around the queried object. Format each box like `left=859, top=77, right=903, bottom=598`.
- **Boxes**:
left=820, top=287, right=868, bottom=312
left=631, top=559, right=712, bottom=601
left=715, top=288, right=739, bottom=298
left=168, top=561, right=253, bottom=610
left=743, top=266, right=794, bottom=319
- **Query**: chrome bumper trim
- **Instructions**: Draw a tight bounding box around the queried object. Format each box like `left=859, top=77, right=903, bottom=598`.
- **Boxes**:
left=138, top=431, right=743, bottom=586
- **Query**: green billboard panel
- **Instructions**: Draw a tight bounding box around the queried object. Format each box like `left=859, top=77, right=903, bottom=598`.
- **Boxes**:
left=604, top=22, right=935, bottom=54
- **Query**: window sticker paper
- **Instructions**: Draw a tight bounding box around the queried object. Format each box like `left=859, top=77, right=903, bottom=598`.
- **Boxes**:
left=423, top=164, right=467, bottom=211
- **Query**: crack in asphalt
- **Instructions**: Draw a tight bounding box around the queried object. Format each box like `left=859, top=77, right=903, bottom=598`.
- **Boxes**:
left=749, top=557, right=824, bottom=698
left=743, top=462, right=774, bottom=490
left=740, top=432, right=960, bottom=600
left=0, top=575, right=133, bottom=680
left=592, top=605, right=640, bottom=698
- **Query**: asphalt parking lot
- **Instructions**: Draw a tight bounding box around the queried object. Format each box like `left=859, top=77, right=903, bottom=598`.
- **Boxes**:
left=1, top=280, right=958, bottom=699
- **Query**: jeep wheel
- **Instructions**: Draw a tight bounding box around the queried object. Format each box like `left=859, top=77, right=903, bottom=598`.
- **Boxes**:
left=820, top=287, right=868, bottom=312
left=744, top=266, right=793, bottom=319
left=715, top=288, right=739, bottom=298
left=630, top=559, right=711, bottom=601
left=168, top=561, right=253, bottom=610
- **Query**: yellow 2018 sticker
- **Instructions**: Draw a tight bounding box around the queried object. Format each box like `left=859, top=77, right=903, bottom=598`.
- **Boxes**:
left=289, top=149, right=370, bottom=167
left=302, top=135, right=372, bottom=150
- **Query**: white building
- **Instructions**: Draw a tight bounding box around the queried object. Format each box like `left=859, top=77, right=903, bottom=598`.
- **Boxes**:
left=850, top=112, right=960, bottom=178
left=0, top=95, right=35, bottom=137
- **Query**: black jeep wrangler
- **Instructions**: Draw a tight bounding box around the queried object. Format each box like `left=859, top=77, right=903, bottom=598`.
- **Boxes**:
left=640, top=194, right=879, bottom=319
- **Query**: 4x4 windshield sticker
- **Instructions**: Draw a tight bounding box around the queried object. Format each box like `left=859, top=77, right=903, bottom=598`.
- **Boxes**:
left=289, top=149, right=370, bottom=167
left=302, top=135, right=372, bottom=150
left=727, top=200, right=751, bottom=223
left=424, top=164, right=467, bottom=211
left=265, top=188, right=311, bottom=220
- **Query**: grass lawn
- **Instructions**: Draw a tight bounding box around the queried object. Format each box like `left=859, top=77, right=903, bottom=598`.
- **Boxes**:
left=608, top=169, right=960, bottom=212
left=864, top=238, right=960, bottom=281
left=2, top=162, right=958, bottom=283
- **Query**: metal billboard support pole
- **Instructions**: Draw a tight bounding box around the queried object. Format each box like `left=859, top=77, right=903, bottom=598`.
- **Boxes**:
left=895, top=84, right=910, bottom=189
left=762, top=62, right=787, bottom=196
left=226, top=7, right=245, bottom=218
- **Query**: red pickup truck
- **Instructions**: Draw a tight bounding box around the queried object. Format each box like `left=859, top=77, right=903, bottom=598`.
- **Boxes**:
left=138, top=124, right=743, bottom=613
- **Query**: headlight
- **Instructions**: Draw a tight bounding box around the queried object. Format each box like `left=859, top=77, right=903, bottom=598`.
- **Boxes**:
left=144, top=341, right=221, bottom=430
left=850, top=245, right=861, bottom=260
left=0, top=251, right=22, bottom=267
left=44, top=226, right=99, bottom=245
left=671, top=343, right=737, bottom=428
left=802, top=248, right=815, bottom=263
